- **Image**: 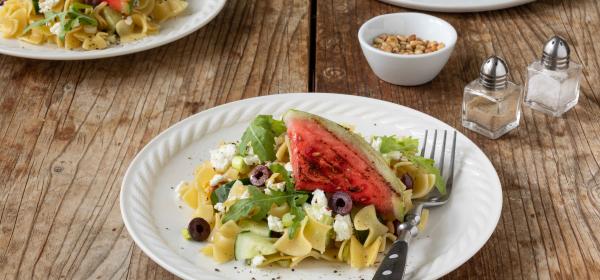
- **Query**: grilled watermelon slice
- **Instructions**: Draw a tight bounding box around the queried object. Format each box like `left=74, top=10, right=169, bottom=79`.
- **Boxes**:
left=284, top=110, right=406, bottom=218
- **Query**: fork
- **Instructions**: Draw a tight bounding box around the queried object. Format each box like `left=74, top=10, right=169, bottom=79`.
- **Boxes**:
left=373, top=130, right=457, bottom=280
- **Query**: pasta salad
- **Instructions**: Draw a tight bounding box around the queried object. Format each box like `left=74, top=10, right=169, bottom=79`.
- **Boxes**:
left=175, top=111, right=444, bottom=269
left=0, top=0, right=188, bottom=50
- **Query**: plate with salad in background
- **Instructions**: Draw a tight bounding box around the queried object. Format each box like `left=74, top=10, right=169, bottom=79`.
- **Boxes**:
left=120, top=93, right=502, bottom=280
left=0, top=0, right=225, bottom=59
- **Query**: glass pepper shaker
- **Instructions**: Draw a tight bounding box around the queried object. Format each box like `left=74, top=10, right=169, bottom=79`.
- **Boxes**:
left=461, top=56, right=523, bottom=139
left=524, top=35, right=583, bottom=117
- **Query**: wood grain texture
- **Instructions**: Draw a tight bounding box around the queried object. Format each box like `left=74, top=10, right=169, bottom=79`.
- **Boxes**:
left=0, top=0, right=309, bottom=279
left=2, top=0, right=600, bottom=279
left=314, top=0, right=600, bottom=279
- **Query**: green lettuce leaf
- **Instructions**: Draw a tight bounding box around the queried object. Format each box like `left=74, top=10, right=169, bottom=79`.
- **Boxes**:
left=376, top=135, right=446, bottom=194
left=238, top=115, right=286, bottom=162
left=408, top=155, right=446, bottom=194
left=379, top=135, right=419, bottom=154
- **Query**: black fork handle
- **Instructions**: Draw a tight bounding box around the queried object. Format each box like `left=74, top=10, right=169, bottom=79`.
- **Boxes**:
left=373, top=237, right=409, bottom=280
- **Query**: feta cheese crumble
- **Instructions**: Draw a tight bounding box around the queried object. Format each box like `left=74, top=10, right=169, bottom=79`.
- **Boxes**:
left=266, top=180, right=285, bottom=192
left=333, top=214, right=353, bottom=241
left=209, top=144, right=237, bottom=172
left=49, top=22, right=62, bottom=36
left=267, top=215, right=284, bottom=232
left=39, top=0, right=60, bottom=13
left=124, top=16, right=133, bottom=25
left=213, top=202, right=225, bottom=213
left=209, top=174, right=227, bottom=187
left=311, top=189, right=328, bottom=207
left=250, top=255, right=265, bottom=267
left=284, top=162, right=293, bottom=172
left=243, top=154, right=260, bottom=166
left=304, top=189, right=332, bottom=222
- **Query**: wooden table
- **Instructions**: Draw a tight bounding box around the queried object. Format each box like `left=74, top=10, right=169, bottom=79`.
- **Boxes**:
left=1, top=0, right=599, bottom=279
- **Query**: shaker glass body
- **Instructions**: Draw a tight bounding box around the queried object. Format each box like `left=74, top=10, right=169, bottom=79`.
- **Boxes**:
left=462, top=80, right=523, bottom=139
left=524, top=60, right=582, bottom=117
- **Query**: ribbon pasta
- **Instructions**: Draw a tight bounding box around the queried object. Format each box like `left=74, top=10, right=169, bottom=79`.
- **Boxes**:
left=202, top=217, right=240, bottom=263
left=303, top=214, right=333, bottom=253
left=0, top=0, right=34, bottom=38
left=353, top=205, right=389, bottom=247
left=152, top=0, right=188, bottom=23
left=115, top=12, right=158, bottom=43
left=274, top=217, right=312, bottom=257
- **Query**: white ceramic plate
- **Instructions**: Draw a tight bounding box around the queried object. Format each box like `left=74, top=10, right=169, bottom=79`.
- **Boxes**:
left=0, top=0, right=226, bottom=60
left=378, top=0, right=534, bottom=12
left=120, top=93, right=502, bottom=280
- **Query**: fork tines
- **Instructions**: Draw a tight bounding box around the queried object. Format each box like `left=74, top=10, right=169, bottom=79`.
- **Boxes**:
left=420, top=129, right=457, bottom=194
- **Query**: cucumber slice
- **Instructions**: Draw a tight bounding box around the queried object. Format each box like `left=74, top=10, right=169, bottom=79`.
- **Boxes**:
left=238, top=220, right=270, bottom=237
left=101, top=7, right=122, bottom=32
left=234, top=232, right=277, bottom=260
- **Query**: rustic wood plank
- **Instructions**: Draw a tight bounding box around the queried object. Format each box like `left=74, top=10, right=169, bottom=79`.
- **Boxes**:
left=314, top=0, right=600, bottom=279
left=0, top=0, right=309, bottom=279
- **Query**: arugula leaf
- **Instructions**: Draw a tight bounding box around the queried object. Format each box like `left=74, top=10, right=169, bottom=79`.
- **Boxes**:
left=379, top=135, right=419, bottom=154
left=376, top=135, right=446, bottom=194
left=238, top=115, right=286, bottom=162
left=210, top=178, right=251, bottom=205
left=267, top=163, right=307, bottom=238
left=23, top=11, right=63, bottom=34
left=287, top=191, right=308, bottom=238
left=269, top=163, right=294, bottom=192
left=222, top=186, right=290, bottom=223
left=69, top=2, right=93, bottom=10
left=269, top=117, right=287, bottom=135
left=220, top=179, right=308, bottom=239
left=24, top=3, right=97, bottom=40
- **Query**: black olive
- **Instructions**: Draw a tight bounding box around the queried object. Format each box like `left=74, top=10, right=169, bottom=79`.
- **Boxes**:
left=329, top=191, right=353, bottom=215
left=401, top=174, right=413, bottom=189
left=249, top=165, right=272, bottom=186
left=188, top=218, right=210, bottom=241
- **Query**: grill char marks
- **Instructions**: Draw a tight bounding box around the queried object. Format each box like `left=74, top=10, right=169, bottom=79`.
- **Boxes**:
left=287, top=118, right=395, bottom=213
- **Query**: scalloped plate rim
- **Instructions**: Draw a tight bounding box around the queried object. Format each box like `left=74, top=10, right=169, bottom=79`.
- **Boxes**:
left=120, top=93, right=502, bottom=280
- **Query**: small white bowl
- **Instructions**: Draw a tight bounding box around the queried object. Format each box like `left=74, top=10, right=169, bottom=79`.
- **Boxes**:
left=358, top=13, right=457, bottom=86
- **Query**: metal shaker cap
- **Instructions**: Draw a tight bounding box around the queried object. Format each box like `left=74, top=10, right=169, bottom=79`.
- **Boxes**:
left=542, top=35, right=570, bottom=70
left=479, top=55, right=508, bottom=90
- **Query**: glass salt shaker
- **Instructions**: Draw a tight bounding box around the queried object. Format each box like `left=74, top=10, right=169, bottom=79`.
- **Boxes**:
left=462, top=56, right=523, bottom=139
left=524, top=36, right=583, bottom=117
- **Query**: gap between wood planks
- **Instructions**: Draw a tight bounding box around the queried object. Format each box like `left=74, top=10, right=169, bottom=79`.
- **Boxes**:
left=309, top=0, right=317, bottom=91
